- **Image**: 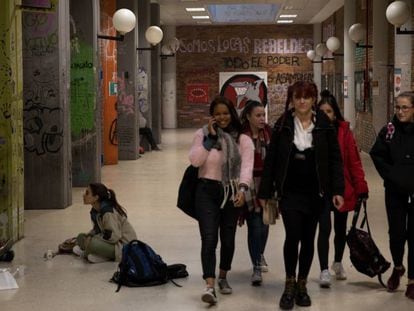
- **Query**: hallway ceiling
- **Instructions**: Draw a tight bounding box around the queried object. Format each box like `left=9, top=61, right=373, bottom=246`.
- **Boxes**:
left=158, top=0, right=344, bottom=26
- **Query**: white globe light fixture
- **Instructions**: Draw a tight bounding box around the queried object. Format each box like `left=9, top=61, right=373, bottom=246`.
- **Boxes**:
left=348, top=23, right=365, bottom=43
left=145, top=26, right=164, bottom=45
left=386, top=1, right=410, bottom=27
left=167, top=37, right=180, bottom=53
left=315, top=43, right=328, bottom=57
left=326, top=36, right=341, bottom=52
left=112, top=8, right=136, bottom=34
left=306, top=50, right=316, bottom=61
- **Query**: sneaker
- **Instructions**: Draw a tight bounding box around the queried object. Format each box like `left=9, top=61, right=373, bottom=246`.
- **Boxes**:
left=387, top=266, right=406, bottom=292
left=331, top=262, right=347, bottom=280
left=201, top=287, right=217, bottom=305
left=218, top=278, right=232, bottom=294
left=406, top=283, right=414, bottom=300
left=320, top=269, right=331, bottom=288
left=260, top=254, right=269, bottom=272
left=87, top=254, right=108, bottom=263
left=251, top=266, right=262, bottom=286
left=72, top=245, right=84, bottom=257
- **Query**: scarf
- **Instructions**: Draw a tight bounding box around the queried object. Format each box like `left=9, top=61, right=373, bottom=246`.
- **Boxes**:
left=243, top=126, right=271, bottom=212
left=203, top=125, right=242, bottom=208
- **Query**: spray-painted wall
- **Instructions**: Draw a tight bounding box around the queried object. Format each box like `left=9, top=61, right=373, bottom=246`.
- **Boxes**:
left=100, top=0, right=118, bottom=165
left=70, top=0, right=100, bottom=186
left=22, top=0, right=71, bottom=209
left=0, top=0, right=24, bottom=240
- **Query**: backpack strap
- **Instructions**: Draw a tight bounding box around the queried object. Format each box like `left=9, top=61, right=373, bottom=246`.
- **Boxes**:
left=378, top=274, right=387, bottom=288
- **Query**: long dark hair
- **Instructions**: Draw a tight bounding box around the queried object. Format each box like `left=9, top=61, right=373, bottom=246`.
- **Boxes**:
left=318, top=89, right=345, bottom=121
left=89, top=183, right=127, bottom=217
left=209, top=95, right=242, bottom=134
left=240, top=100, right=264, bottom=130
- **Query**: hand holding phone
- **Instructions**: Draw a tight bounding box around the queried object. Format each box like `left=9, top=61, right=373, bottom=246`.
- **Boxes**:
left=208, top=117, right=218, bottom=135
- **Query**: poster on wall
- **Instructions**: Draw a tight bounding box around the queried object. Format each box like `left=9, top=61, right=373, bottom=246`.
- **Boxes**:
left=394, top=68, right=401, bottom=97
left=186, top=83, right=209, bottom=104
left=219, top=72, right=268, bottom=115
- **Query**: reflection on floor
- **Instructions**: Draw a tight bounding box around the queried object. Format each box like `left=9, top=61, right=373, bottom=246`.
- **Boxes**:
left=1, top=129, right=412, bottom=310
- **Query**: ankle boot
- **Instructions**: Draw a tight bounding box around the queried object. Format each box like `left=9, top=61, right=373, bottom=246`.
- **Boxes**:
left=295, top=277, right=311, bottom=307
left=279, top=276, right=296, bottom=310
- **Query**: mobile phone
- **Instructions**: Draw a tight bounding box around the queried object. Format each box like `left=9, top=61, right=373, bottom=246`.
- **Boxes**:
left=212, top=123, right=218, bottom=131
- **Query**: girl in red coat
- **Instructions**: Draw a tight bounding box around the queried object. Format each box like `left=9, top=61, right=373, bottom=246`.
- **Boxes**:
left=316, top=90, right=369, bottom=287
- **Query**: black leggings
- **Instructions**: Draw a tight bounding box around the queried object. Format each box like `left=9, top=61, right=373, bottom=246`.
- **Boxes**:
left=280, top=193, right=322, bottom=278
left=385, top=189, right=414, bottom=279
left=317, top=206, right=348, bottom=270
left=195, top=179, right=240, bottom=279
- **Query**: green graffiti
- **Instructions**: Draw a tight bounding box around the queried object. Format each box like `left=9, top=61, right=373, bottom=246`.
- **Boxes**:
left=70, top=41, right=95, bottom=137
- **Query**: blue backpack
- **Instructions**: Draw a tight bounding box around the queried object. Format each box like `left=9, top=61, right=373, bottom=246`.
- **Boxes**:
left=111, top=240, right=188, bottom=292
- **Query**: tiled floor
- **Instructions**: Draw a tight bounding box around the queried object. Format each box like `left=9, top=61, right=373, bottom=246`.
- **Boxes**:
left=1, top=129, right=413, bottom=310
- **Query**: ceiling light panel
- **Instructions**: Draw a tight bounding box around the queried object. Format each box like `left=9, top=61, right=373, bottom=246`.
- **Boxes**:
left=276, top=20, right=294, bottom=23
left=186, top=8, right=205, bottom=12
left=192, top=15, right=210, bottom=19
left=208, top=4, right=281, bottom=23
left=279, top=14, right=297, bottom=18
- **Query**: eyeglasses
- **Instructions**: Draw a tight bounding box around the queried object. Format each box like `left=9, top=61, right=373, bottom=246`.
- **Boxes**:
left=394, top=105, right=414, bottom=112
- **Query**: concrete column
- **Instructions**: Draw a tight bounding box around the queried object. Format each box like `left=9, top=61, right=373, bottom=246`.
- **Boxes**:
left=313, top=23, right=322, bottom=94
left=394, top=0, right=412, bottom=94
left=344, top=0, right=356, bottom=128
left=117, top=0, right=139, bottom=160
left=372, top=0, right=390, bottom=134
left=70, top=0, right=101, bottom=185
left=137, top=0, right=151, bottom=149
left=151, top=2, right=162, bottom=143
left=0, top=0, right=24, bottom=240
left=22, top=0, right=72, bottom=209
left=161, top=25, right=177, bottom=129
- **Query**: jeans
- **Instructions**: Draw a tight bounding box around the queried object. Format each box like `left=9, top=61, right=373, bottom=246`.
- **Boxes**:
left=385, top=189, right=414, bottom=279
left=246, top=210, right=269, bottom=267
left=195, top=178, right=240, bottom=279
left=317, top=205, right=348, bottom=270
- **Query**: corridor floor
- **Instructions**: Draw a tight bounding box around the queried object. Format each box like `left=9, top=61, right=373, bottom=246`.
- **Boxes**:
left=1, top=129, right=412, bottom=310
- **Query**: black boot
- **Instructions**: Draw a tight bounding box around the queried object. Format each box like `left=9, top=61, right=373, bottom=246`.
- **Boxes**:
left=295, top=277, right=311, bottom=307
left=279, top=276, right=296, bottom=310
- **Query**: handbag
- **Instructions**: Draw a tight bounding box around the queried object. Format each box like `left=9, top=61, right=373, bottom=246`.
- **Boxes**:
left=346, top=199, right=390, bottom=287
left=262, top=198, right=279, bottom=225
left=176, top=165, right=199, bottom=220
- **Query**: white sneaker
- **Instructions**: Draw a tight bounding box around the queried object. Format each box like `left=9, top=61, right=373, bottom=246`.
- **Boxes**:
left=260, top=254, right=269, bottom=272
left=218, top=278, right=233, bottom=294
left=201, top=287, right=217, bottom=305
left=72, top=245, right=84, bottom=257
left=331, top=262, right=347, bottom=280
left=320, top=269, right=331, bottom=288
left=87, top=254, right=108, bottom=263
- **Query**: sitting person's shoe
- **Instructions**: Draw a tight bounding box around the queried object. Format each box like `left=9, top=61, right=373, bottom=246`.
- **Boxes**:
left=72, top=245, right=84, bottom=257
left=319, top=269, right=331, bottom=288
left=201, top=287, right=217, bottom=305
left=260, top=254, right=269, bottom=272
left=251, top=266, right=262, bottom=286
left=218, top=278, right=232, bottom=294
left=87, top=253, right=108, bottom=263
left=406, top=282, right=414, bottom=300
left=387, top=266, right=405, bottom=291
left=295, top=278, right=311, bottom=307
left=331, top=262, right=347, bottom=280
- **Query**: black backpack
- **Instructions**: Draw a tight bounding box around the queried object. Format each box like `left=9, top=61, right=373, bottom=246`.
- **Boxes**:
left=346, top=200, right=390, bottom=287
left=111, top=240, right=188, bottom=292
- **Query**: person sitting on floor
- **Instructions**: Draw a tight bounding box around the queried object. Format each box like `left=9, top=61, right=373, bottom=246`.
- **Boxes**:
left=73, top=183, right=137, bottom=263
left=139, top=111, right=161, bottom=151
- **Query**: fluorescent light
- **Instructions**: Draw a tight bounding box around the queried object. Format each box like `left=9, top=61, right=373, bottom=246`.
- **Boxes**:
left=279, top=14, right=297, bottom=18
left=186, top=8, right=205, bottom=12
left=192, top=15, right=210, bottom=19
left=277, top=20, right=293, bottom=23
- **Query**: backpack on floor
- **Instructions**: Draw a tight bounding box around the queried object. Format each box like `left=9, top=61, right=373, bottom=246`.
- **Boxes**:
left=346, top=200, right=390, bottom=287
left=111, top=239, right=188, bottom=292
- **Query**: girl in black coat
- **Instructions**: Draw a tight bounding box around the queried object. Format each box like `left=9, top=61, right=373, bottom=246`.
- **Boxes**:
left=370, top=91, right=414, bottom=300
left=258, top=81, right=344, bottom=310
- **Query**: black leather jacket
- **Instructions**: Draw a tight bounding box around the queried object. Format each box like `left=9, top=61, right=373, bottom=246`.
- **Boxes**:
left=258, top=110, right=344, bottom=199
left=370, top=116, right=414, bottom=194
